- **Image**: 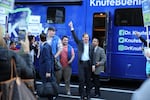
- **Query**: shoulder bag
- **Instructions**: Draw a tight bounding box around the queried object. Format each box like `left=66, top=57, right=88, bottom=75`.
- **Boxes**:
left=54, top=59, right=62, bottom=71
left=0, top=58, right=36, bottom=100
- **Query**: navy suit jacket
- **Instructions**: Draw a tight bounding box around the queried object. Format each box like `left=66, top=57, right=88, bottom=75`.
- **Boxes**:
left=39, top=42, right=55, bottom=82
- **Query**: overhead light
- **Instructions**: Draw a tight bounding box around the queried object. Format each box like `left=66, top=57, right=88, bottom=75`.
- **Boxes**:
left=100, top=13, right=103, bottom=15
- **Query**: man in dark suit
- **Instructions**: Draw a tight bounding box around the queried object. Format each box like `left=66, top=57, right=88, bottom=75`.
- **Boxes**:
left=39, top=33, right=55, bottom=100
left=68, top=21, right=94, bottom=100
left=39, top=33, right=55, bottom=82
left=47, top=27, right=63, bottom=84
left=92, top=38, right=106, bottom=98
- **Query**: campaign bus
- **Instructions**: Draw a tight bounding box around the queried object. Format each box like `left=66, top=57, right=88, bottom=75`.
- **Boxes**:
left=7, top=0, right=148, bottom=80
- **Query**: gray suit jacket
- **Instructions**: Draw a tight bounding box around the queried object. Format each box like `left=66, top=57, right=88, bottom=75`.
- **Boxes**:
left=93, top=46, right=106, bottom=75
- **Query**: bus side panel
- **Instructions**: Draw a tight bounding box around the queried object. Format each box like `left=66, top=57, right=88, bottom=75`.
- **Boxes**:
left=111, top=54, right=146, bottom=79
left=13, top=0, right=148, bottom=80
left=110, top=26, right=147, bottom=79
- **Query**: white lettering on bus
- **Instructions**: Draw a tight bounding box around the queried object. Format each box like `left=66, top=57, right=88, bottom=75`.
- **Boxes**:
left=124, top=46, right=142, bottom=51
left=124, top=38, right=141, bottom=43
left=132, top=31, right=150, bottom=35
left=90, top=0, right=141, bottom=7
left=110, top=0, right=115, bottom=6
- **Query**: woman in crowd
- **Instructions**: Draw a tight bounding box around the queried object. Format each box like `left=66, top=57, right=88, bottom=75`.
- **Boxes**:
left=0, top=25, right=35, bottom=82
left=9, top=41, right=19, bottom=52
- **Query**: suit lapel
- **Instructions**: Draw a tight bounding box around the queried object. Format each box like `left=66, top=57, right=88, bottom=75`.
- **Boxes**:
left=89, top=44, right=93, bottom=58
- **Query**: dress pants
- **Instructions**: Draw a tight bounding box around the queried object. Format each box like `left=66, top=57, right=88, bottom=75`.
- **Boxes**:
left=92, top=73, right=101, bottom=95
left=78, top=61, right=91, bottom=97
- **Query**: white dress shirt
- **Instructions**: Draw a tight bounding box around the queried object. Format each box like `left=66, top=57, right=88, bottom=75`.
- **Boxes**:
left=81, top=43, right=90, bottom=61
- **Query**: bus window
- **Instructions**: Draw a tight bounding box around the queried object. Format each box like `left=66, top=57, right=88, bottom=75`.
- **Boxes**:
left=47, top=7, right=65, bottom=24
left=115, top=8, right=144, bottom=26
left=92, top=13, right=107, bottom=50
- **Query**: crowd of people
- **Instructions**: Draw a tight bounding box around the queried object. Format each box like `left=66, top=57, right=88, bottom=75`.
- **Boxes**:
left=0, top=21, right=106, bottom=100
left=1, top=20, right=150, bottom=100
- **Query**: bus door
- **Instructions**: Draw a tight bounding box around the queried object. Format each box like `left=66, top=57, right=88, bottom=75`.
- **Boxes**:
left=92, top=12, right=110, bottom=76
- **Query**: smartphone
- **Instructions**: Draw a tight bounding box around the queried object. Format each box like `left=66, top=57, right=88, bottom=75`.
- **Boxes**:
left=18, top=30, right=26, bottom=41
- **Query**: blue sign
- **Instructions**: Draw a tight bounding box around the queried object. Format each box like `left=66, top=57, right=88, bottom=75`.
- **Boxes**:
left=8, top=8, right=31, bottom=38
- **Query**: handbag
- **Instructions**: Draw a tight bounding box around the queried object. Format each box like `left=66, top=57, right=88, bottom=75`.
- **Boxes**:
left=22, top=79, right=35, bottom=93
left=54, top=59, right=62, bottom=71
left=0, top=58, right=36, bottom=100
left=37, top=81, right=58, bottom=97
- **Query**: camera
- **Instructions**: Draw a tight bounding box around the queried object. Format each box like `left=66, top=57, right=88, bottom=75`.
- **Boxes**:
left=18, top=29, right=26, bottom=41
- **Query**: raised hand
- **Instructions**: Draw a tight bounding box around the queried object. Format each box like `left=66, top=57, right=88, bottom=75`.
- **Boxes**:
left=68, top=21, right=73, bottom=28
left=20, top=32, right=30, bottom=53
left=135, top=32, right=141, bottom=37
